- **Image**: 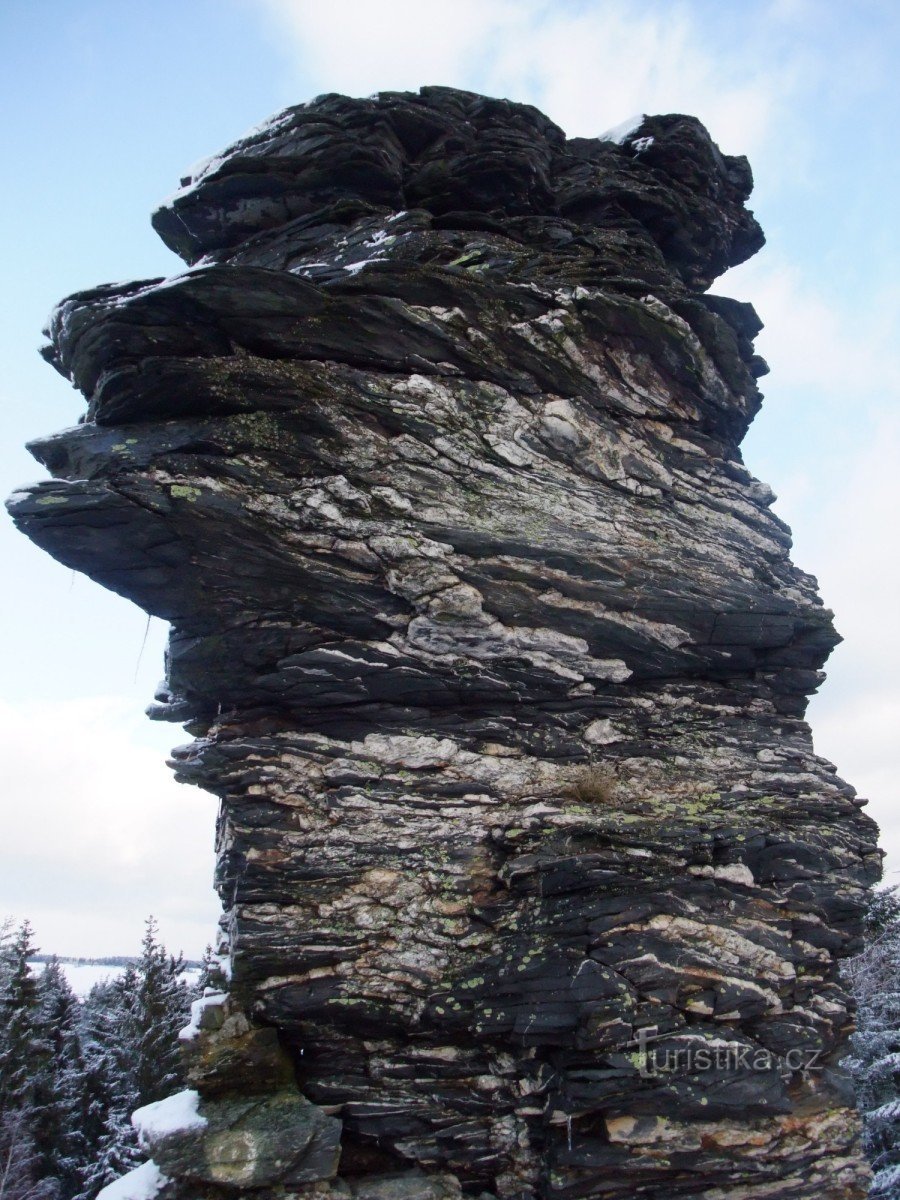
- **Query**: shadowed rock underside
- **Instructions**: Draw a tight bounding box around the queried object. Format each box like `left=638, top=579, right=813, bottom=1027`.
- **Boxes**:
left=9, top=88, right=880, bottom=1200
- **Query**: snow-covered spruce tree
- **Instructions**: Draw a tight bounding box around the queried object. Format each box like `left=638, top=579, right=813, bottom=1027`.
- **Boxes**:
left=78, top=971, right=142, bottom=1197
left=0, top=927, right=84, bottom=1199
left=1, top=916, right=197, bottom=1200
left=195, top=944, right=225, bottom=995
left=28, top=962, right=91, bottom=1199
left=0, top=923, right=41, bottom=1117
left=131, top=918, right=193, bottom=1108
left=69, top=980, right=125, bottom=1200
left=0, top=1108, right=57, bottom=1200
left=77, top=920, right=195, bottom=1197
left=845, top=886, right=900, bottom=1198
left=0, top=924, right=56, bottom=1200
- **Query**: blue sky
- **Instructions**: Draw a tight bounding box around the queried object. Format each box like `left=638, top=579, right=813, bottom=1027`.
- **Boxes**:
left=1, top=0, right=898, bottom=957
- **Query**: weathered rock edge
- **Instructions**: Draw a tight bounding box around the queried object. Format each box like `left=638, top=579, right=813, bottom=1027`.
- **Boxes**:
left=8, top=88, right=880, bottom=1200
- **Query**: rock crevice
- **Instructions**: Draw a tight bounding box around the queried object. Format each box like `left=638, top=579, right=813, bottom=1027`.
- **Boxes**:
left=9, top=88, right=879, bottom=1199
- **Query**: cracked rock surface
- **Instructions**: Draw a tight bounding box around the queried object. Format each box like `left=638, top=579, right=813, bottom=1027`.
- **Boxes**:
left=9, top=88, right=879, bottom=1199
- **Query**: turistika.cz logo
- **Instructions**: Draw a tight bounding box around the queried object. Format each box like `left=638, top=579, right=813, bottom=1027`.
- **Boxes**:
left=628, top=1026, right=823, bottom=1079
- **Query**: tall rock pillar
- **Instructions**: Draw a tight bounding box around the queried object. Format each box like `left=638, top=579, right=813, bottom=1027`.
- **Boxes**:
left=9, top=89, right=880, bottom=1199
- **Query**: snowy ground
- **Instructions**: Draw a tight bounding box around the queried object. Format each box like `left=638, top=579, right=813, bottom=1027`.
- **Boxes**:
left=28, top=960, right=200, bottom=998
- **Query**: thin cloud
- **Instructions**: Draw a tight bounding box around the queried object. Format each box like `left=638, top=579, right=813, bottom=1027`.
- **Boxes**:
left=720, top=256, right=900, bottom=400
left=718, top=254, right=900, bottom=879
left=0, top=696, right=219, bottom=958
left=254, top=0, right=797, bottom=154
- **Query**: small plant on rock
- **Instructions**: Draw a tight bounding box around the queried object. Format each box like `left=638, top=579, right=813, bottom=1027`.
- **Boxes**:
left=565, top=764, right=619, bottom=805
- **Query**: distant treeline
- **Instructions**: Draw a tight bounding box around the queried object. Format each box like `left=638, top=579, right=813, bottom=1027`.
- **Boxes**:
left=28, top=954, right=204, bottom=970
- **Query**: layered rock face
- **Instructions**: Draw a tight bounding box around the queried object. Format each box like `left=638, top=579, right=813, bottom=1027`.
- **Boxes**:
left=9, top=88, right=881, bottom=1199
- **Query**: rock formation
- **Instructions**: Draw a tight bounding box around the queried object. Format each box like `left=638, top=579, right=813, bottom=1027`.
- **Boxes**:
left=8, top=88, right=881, bottom=1199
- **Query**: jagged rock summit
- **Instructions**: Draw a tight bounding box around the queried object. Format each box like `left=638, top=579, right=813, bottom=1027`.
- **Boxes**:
left=9, top=87, right=880, bottom=1199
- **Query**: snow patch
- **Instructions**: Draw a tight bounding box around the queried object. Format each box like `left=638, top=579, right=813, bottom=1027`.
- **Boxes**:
left=27, top=961, right=200, bottom=1000
left=182, top=151, right=227, bottom=185
left=599, top=114, right=646, bottom=145
left=178, top=990, right=228, bottom=1042
left=7, top=487, right=42, bottom=505
left=97, top=1161, right=169, bottom=1200
left=241, top=107, right=304, bottom=140
left=132, top=1089, right=206, bottom=1142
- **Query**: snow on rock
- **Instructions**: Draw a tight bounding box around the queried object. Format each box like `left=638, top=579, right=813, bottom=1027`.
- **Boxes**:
left=132, top=1090, right=206, bottom=1143
left=178, top=990, right=228, bottom=1042
left=599, top=114, right=646, bottom=144
left=96, top=1161, right=169, bottom=1200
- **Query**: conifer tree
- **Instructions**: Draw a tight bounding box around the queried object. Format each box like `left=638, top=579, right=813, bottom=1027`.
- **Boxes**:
left=196, top=945, right=225, bottom=994
left=845, top=887, right=900, bottom=1198
left=77, top=920, right=194, bottom=1196
left=0, top=927, right=73, bottom=1199
left=131, top=918, right=191, bottom=1107
left=78, top=980, right=130, bottom=1157
left=0, top=1108, right=56, bottom=1200
left=0, top=917, right=197, bottom=1200
left=30, top=964, right=89, bottom=1199
left=0, top=924, right=40, bottom=1114
left=78, top=974, right=141, bottom=1197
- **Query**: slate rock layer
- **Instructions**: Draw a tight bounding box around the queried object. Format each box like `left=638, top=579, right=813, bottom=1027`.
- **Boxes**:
left=9, top=88, right=880, bottom=1199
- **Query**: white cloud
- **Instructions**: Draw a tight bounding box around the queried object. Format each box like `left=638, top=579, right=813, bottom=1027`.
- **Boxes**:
left=254, top=0, right=797, bottom=155
left=720, top=259, right=900, bottom=883
left=718, top=255, right=900, bottom=399
left=0, top=695, right=220, bottom=959
left=797, top=413, right=900, bottom=883
left=812, top=689, right=900, bottom=885
left=481, top=4, right=784, bottom=153
left=256, top=0, right=515, bottom=99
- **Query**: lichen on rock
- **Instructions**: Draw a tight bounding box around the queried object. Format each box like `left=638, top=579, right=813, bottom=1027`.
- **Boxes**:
left=8, top=87, right=880, bottom=1199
